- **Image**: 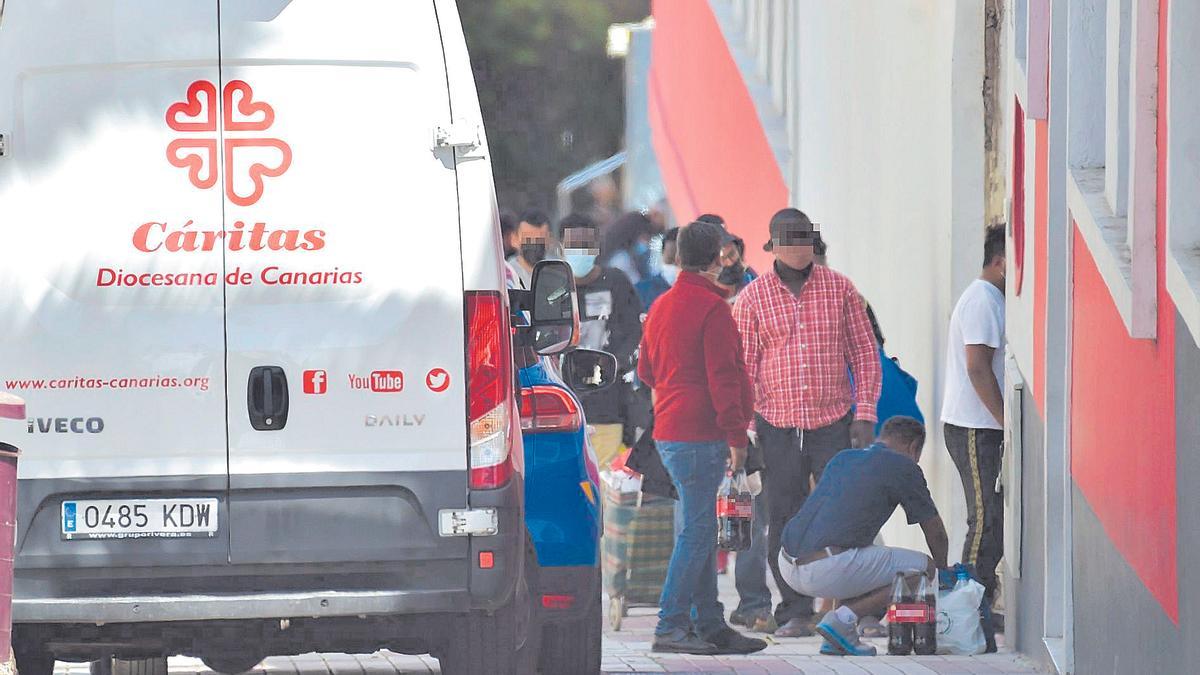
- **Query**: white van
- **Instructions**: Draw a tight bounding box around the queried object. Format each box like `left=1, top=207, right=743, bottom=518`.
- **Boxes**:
left=0, top=1, right=581, bottom=673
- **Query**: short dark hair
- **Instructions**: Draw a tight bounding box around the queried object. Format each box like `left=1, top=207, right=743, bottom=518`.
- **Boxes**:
left=678, top=220, right=723, bottom=271
left=984, top=224, right=1006, bottom=267
left=880, top=416, right=926, bottom=449
left=558, top=212, right=598, bottom=235
left=696, top=213, right=725, bottom=227
left=499, top=210, right=518, bottom=235
left=663, top=227, right=680, bottom=244
left=519, top=208, right=551, bottom=228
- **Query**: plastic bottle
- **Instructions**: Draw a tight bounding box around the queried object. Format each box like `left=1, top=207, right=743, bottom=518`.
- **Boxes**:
left=886, top=572, right=914, bottom=655
left=717, top=471, right=748, bottom=551
left=913, top=574, right=938, bottom=655
left=735, top=470, right=754, bottom=548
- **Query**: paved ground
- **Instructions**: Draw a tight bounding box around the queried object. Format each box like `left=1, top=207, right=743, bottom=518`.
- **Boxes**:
left=53, top=573, right=1040, bottom=674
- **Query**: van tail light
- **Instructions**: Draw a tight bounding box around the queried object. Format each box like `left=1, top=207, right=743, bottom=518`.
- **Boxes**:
left=466, top=291, right=514, bottom=490
left=519, top=386, right=584, bottom=433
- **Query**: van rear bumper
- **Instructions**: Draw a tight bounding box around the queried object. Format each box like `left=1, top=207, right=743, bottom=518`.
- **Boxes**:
left=14, top=471, right=524, bottom=624
left=14, top=588, right=470, bottom=623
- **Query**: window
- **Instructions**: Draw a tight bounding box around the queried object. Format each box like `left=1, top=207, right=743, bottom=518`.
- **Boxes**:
left=1066, top=0, right=1157, bottom=339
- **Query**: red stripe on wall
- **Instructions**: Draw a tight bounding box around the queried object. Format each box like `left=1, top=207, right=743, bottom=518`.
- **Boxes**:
left=1070, top=225, right=1177, bottom=622
left=1012, top=99, right=1027, bottom=297
left=1069, top=0, right=1176, bottom=623
left=1033, top=119, right=1048, bottom=414
left=648, top=0, right=788, bottom=273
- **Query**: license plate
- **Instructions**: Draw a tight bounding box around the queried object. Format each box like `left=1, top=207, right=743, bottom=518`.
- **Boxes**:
left=61, top=498, right=219, bottom=540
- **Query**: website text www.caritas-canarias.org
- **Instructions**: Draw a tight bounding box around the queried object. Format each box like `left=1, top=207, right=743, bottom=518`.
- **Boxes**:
left=5, top=375, right=211, bottom=392
left=95, top=220, right=365, bottom=288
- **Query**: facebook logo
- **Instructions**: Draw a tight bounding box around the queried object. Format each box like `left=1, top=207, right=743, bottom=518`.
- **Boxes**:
left=303, top=369, right=327, bottom=395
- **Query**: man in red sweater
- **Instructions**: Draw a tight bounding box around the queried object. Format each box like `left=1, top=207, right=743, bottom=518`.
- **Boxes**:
left=637, top=219, right=765, bottom=655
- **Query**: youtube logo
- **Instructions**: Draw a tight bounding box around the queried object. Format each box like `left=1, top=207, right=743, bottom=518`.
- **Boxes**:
left=369, top=370, right=404, bottom=393
left=348, top=370, right=405, bottom=393
left=302, top=369, right=327, bottom=395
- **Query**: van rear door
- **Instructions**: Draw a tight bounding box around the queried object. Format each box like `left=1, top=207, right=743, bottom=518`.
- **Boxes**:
left=217, top=1, right=470, bottom=565
left=0, top=1, right=230, bottom=568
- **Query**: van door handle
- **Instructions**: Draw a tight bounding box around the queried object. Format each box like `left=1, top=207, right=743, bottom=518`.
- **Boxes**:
left=247, top=366, right=289, bottom=431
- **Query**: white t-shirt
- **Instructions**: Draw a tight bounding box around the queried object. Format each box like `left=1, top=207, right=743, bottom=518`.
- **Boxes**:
left=941, top=279, right=1005, bottom=430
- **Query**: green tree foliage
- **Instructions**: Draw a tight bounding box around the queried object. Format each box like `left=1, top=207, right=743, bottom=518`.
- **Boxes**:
left=459, top=0, right=649, bottom=214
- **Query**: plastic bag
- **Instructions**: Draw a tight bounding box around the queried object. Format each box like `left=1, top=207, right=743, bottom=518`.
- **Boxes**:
left=935, top=577, right=987, bottom=655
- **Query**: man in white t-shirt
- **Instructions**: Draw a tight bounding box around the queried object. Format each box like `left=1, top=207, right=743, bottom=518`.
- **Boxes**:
left=941, top=224, right=1006, bottom=605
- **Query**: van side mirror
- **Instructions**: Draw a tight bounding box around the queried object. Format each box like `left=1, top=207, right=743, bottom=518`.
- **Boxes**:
left=561, top=349, right=619, bottom=393
left=524, top=260, right=579, bottom=355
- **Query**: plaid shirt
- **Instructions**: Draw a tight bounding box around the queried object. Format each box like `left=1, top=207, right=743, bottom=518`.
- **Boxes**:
left=733, top=264, right=881, bottom=429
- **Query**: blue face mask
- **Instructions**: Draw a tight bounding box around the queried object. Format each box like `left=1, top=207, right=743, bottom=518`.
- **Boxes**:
left=565, top=252, right=596, bottom=277
left=633, top=241, right=650, bottom=256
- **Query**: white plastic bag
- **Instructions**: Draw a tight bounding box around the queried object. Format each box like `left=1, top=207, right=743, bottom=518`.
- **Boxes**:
left=599, top=468, right=643, bottom=495
left=935, top=577, right=987, bottom=655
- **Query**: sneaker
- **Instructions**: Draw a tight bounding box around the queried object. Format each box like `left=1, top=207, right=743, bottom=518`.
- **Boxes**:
left=750, top=615, right=779, bottom=634
left=651, top=630, right=719, bottom=655
left=730, top=610, right=777, bottom=634
left=774, top=616, right=816, bottom=638
left=815, top=610, right=877, bottom=657
left=728, top=610, right=751, bottom=628
left=819, top=641, right=841, bottom=656
left=701, top=626, right=768, bottom=655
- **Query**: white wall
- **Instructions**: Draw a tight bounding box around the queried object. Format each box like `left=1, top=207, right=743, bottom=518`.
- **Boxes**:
left=718, top=0, right=988, bottom=557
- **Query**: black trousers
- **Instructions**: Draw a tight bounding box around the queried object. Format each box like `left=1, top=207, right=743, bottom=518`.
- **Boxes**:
left=758, top=411, right=852, bottom=623
left=944, top=423, right=1004, bottom=600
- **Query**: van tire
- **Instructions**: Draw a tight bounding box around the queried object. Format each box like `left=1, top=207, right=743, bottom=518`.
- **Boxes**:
left=539, top=571, right=602, bottom=675
left=435, top=606, right=518, bottom=675
left=110, top=657, right=168, bottom=675
left=13, top=642, right=55, bottom=675
left=199, top=655, right=263, bottom=674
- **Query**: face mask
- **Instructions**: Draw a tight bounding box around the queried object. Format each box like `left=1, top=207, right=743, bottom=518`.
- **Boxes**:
left=565, top=252, right=596, bottom=277
left=633, top=241, right=650, bottom=256
left=660, top=263, right=680, bottom=285
left=521, top=242, right=547, bottom=264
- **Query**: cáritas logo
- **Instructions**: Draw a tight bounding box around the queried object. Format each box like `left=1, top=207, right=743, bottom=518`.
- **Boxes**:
left=166, top=79, right=293, bottom=207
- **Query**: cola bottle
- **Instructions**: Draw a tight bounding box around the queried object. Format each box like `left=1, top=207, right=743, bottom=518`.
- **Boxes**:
left=717, top=471, right=752, bottom=551
left=913, top=574, right=938, bottom=655
left=736, top=471, right=754, bottom=548
left=887, top=572, right=914, bottom=655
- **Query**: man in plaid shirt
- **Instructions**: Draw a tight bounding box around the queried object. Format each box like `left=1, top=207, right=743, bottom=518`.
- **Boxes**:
left=733, top=208, right=882, bottom=637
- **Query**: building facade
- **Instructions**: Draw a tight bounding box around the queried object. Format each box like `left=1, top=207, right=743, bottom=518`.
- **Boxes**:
left=646, top=1, right=1197, bottom=672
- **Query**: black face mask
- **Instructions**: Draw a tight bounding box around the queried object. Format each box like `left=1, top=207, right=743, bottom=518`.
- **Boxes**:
left=718, top=262, right=746, bottom=287
left=521, top=242, right=547, bottom=264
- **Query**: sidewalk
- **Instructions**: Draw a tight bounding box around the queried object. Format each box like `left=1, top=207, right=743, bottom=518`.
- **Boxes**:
left=53, top=571, right=1041, bottom=674
left=601, top=569, right=1040, bottom=674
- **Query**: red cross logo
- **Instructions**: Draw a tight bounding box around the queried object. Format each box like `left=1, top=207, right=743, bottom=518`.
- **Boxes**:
left=166, top=80, right=293, bottom=207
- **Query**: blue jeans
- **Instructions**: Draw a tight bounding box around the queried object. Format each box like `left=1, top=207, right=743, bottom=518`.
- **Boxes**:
left=734, top=491, right=772, bottom=616
left=655, top=439, right=728, bottom=638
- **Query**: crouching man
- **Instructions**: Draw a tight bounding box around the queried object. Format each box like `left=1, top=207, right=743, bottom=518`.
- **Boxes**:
left=777, top=416, right=949, bottom=656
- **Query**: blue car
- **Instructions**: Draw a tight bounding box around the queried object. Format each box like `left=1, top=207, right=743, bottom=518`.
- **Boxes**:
left=515, top=348, right=611, bottom=673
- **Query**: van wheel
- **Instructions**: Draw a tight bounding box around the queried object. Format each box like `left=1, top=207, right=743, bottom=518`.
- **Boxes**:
left=437, top=575, right=535, bottom=675
left=438, top=539, right=539, bottom=675
left=200, top=655, right=263, bottom=674
left=435, top=606, right=518, bottom=675
left=514, top=542, right=542, bottom=673
left=110, top=657, right=168, bottom=675
left=13, top=642, right=55, bottom=675
left=539, top=570, right=602, bottom=674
